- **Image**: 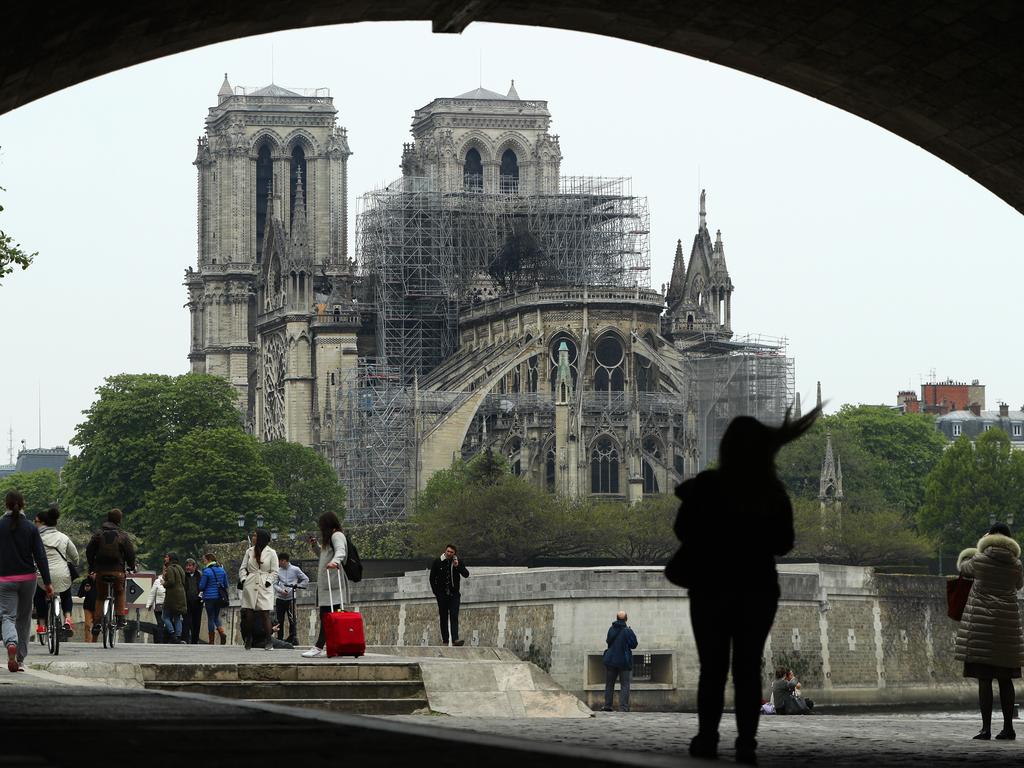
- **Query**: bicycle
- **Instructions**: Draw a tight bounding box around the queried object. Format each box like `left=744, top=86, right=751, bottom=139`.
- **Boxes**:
left=99, top=574, right=119, bottom=649
left=45, top=591, right=63, bottom=656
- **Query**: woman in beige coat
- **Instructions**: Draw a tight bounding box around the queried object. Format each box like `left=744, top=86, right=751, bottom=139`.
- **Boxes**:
left=955, top=522, right=1024, bottom=740
left=238, top=529, right=278, bottom=651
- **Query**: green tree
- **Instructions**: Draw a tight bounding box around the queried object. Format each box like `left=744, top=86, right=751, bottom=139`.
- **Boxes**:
left=591, top=494, right=677, bottom=564
left=61, top=373, right=242, bottom=527
left=143, top=427, right=287, bottom=557
left=919, top=429, right=1024, bottom=554
left=0, top=469, right=59, bottom=516
left=0, top=173, right=36, bottom=284
left=259, top=440, right=346, bottom=531
left=792, top=497, right=933, bottom=565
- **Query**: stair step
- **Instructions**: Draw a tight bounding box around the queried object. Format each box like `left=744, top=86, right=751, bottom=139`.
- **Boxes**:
left=256, top=698, right=430, bottom=715
left=141, top=662, right=421, bottom=683
left=146, top=680, right=425, bottom=700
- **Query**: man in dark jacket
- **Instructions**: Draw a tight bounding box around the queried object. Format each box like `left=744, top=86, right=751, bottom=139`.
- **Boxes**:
left=429, top=544, right=469, bottom=647
left=603, top=611, right=638, bottom=712
left=161, top=553, right=187, bottom=644
left=182, top=559, right=203, bottom=644
left=86, top=509, right=137, bottom=633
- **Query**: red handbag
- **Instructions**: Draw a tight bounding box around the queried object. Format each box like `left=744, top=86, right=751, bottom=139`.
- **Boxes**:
left=946, top=576, right=973, bottom=621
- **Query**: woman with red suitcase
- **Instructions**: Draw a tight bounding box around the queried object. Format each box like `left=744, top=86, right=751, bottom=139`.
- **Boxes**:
left=302, top=512, right=349, bottom=658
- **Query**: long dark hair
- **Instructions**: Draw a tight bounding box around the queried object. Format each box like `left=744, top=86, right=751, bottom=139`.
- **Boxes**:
left=5, top=491, right=24, bottom=534
left=318, top=511, right=342, bottom=546
left=718, top=405, right=822, bottom=476
left=253, top=528, right=271, bottom=564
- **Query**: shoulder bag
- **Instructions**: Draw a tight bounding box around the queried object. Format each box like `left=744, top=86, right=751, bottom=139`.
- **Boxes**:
left=946, top=575, right=973, bottom=621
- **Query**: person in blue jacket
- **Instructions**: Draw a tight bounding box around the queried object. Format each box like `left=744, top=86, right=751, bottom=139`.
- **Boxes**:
left=602, top=610, right=638, bottom=712
left=198, top=553, right=229, bottom=645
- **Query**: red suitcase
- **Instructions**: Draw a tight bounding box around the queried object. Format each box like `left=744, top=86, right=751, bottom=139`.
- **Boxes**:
left=324, top=568, right=365, bottom=658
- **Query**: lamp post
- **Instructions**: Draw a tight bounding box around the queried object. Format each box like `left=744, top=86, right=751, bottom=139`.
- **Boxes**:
left=271, top=529, right=279, bottom=541
left=256, top=514, right=265, bottom=529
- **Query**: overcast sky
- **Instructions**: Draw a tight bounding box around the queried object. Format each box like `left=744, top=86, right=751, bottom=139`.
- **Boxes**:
left=1, top=21, right=1022, bottom=457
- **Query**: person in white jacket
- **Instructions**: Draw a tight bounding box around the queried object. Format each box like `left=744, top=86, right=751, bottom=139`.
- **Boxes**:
left=32, top=505, right=79, bottom=635
left=238, top=528, right=278, bottom=651
left=146, top=574, right=166, bottom=643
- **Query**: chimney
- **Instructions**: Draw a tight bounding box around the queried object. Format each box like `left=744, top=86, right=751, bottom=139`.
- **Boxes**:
left=999, top=402, right=1009, bottom=417
left=970, top=404, right=982, bottom=417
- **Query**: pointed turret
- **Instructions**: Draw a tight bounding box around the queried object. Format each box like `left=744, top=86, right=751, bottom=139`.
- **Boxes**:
left=507, top=79, right=520, bottom=100
left=666, top=239, right=686, bottom=308
left=555, top=341, right=574, bottom=404
left=817, top=380, right=823, bottom=410
left=819, top=430, right=844, bottom=503
left=218, top=73, right=233, bottom=103
left=794, top=392, right=803, bottom=419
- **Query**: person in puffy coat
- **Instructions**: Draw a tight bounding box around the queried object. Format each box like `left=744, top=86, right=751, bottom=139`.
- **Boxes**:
left=955, top=522, right=1024, bottom=741
left=32, top=505, right=78, bottom=635
left=238, top=529, right=278, bottom=651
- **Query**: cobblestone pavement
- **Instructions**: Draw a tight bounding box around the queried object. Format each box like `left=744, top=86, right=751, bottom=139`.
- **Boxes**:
left=384, top=710, right=1021, bottom=766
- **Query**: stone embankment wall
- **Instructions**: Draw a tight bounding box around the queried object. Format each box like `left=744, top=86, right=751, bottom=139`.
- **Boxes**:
left=346, top=564, right=1014, bottom=710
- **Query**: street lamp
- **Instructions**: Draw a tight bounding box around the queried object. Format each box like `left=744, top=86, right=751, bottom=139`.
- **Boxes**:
left=288, top=530, right=296, bottom=541
left=256, top=514, right=265, bottom=529
left=271, top=528, right=279, bottom=541
left=236, top=514, right=245, bottom=529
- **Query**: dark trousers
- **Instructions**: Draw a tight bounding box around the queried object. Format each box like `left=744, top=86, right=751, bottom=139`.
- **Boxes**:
left=436, top=593, right=461, bottom=644
left=604, top=666, right=632, bottom=711
left=185, top=601, right=202, bottom=643
left=33, top=587, right=73, bottom=625
left=276, top=598, right=298, bottom=642
left=689, top=589, right=778, bottom=750
left=314, top=604, right=341, bottom=649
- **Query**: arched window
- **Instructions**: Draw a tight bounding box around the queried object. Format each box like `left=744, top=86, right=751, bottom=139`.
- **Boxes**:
left=686, top=314, right=694, bottom=330
left=591, top=436, right=620, bottom=494
left=507, top=436, right=522, bottom=477
left=594, top=334, right=625, bottom=394
left=500, top=149, right=519, bottom=194
left=549, top=334, right=579, bottom=392
left=463, top=148, right=483, bottom=192
left=255, top=142, right=273, bottom=263
left=290, top=144, right=307, bottom=221
left=636, top=355, right=656, bottom=392
left=545, top=448, right=556, bottom=492
left=642, top=460, right=659, bottom=494
left=526, top=355, right=539, bottom=393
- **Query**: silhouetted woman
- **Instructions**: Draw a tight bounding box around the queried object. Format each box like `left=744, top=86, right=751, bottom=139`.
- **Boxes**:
left=955, top=521, right=1024, bottom=741
left=666, top=408, right=820, bottom=765
left=239, top=528, right=278, bottom=651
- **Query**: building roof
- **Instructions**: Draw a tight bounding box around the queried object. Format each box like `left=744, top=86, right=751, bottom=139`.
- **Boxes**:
left=453, top=84, right=520, bottom=101
left=0, top=464, right=15, bottom=479
left=939, top=409, right=1024, bottom=421
left=250, top=83, right=301, bottom=97
left=14, top=447, right=70, bottom=474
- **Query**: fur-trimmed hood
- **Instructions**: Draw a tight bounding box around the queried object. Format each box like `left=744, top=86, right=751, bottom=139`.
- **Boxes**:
left=957, top=547, right=978, bottom=571
left=977, top=532, right=1022, bottom=558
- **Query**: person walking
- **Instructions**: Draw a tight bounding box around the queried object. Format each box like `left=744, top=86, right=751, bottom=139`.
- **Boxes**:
left=198, top=553, right=229, bottom=645
left=429, top=544, right=469, bottom=647
left=77, top=573, right=97, bottom=642
left=301, top=512, right=347, bottom=658
left=0, top=491, right=53, bottom=672
left=955, top=521, right=1024, bottom=741
left=602, top=611, right=638, bottom=712
left=183, top=558, right=203, bottom=644
left=275, top=552, right=309, bottom=645
left=239, top=529, right=278, bottom=651
left=85, top=508, right=137, bottom=636
left=32, top=504, right=78, bottom=637
left=666, top=407, right=820, bottom=765
left=161, top=553, right=187, bottom=644
left=146, top=573, right=165, bottom=643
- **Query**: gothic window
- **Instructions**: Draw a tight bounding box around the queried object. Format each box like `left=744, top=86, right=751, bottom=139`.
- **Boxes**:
left=545, top=448, right=556, bottom=492
left=507, top=436, right=522, bottom=477
left=526, top=355, right=539, bottom=393
left=594, top=334, right=625, bottom=394
left=591, top=436, right=620, bottom=494
left=673, top=452, right=685, bottom=476
left=642, top=460, right=659, bottom=494
left=500, top=149, right=519, bottom=194
left=512, top=367, right=521, bottom=394
left=549, top=334, right=578, bottom=392
left=463, top=148, right=483, bottom=192
left=290, top=144, right=307, bottom=221
left=255, top=142, right=273, bottom=263
left=636, top=355, right=656, bottom=392
left=686, top=314, right=694, bottom=330
left=262, top=333, right=287, bottom=441
left=643, top=436, right=662, bottom=458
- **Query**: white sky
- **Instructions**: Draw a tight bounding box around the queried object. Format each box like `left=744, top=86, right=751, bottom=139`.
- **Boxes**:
left=1, top=21, right=1022, bottom=457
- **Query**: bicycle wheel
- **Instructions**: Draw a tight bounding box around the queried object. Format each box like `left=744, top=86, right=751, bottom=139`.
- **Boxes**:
left=108, top=600, right=116, bottom=649
left=47, top=599, right=59, bottom=656
left=102, top=600, right=112, bottom=649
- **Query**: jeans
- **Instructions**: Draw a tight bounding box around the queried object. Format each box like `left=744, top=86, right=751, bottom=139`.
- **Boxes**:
left=436, top=593, right=461, bottom=644
left=689, top=588, right=778, bottom=750
left=0, top=579, right=36, bottom=661
left=163, top=607, right=183, bottom=640
left=205, top=600, right=223, bottom=632
left=276, top=598, right=298, bottom=642
left=604, top=666, right=632, bottom=711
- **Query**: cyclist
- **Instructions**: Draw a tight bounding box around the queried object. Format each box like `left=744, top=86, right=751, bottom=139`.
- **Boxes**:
left=32, top=504, right=78, bottom=638
left=85, top=508, right=137, bottom=637
left=274, top=552, right=308, bottom=645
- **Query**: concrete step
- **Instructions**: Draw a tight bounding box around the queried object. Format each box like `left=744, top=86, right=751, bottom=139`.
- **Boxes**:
left=259, top=698, right=430, bottom=715
left=146, top=679, right=426, bottom=700
left=141, top=662, right=421, bottom=683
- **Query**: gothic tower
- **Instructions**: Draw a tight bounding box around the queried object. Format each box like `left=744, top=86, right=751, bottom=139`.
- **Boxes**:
left=819, top=429, right=844, bottom=520
left=185, top=75, right=354, bottom=446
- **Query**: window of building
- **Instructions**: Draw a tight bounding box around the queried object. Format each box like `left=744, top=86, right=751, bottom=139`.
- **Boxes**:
left=591, top=436, right=620, bottom=494
left=499, top=149, right=519, bottom=194
left=1014, top=424, right=1022, bottom=438
left=953, top=423, right=962, bottom=436
left=636, top=355, right=656, bottom=392
left=526, top=355, right=539, bottom=393
left=255, top=142, right=273, bottom=263
left=545, top=448, right=556, bottom=492
left=642, top=460, right=658, bottom=494
left=593, top=334, right=625, bottom=394
left=290, top=144, right=307, bottom=220
left=984, top=424, right=992, bottom=432
left=463, top=148, right=483, bottom=191
left=549, top=334, right=578, bottom=392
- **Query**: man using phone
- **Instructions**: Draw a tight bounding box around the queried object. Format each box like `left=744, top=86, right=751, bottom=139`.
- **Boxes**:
left=429, top=544, right=469, bottom=647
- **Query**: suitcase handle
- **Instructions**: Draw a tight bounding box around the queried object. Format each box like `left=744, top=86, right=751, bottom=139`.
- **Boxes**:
left=325, top=564, right=345, bottom=612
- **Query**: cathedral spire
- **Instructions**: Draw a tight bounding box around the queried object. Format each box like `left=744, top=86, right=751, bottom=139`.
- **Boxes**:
left=291, top=165, right=308, bottom=247
left=816, top=380, right=823, bottom=409
left=218, top=73, right=233, bottom=103
left=698, top=188, right=707, bottom=230
left=794, top=392, right=802, bottom=419
left=819, top=430, right=844, bottom=503
left=667, top=239, right=686, bottom=306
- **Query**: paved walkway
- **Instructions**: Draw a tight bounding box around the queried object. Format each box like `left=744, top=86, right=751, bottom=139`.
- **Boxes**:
left=385, top=710, right=1019, bottom=766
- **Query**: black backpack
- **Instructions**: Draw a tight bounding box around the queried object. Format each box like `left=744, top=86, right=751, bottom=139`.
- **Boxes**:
left=342, top=533, right=363, bottom=583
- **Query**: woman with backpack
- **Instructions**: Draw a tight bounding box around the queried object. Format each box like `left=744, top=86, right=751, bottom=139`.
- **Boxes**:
left=0, top=491, right=53, bottom=672
left=238, top=529, right=278, bottom=651
left=301, top=511, right=348, bottom=658
left=32, top=504, right=78, bottom=637
left=198, top=553, right=229, bottom=645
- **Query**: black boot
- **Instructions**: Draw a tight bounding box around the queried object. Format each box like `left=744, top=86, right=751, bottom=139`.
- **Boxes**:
left=973, top=730, right=991, bottom=740
left=995, top=728, right=1016, bottom=740
left=735, top=738, right=758, bottom=766
left=688, top=733, right=719, bottom=760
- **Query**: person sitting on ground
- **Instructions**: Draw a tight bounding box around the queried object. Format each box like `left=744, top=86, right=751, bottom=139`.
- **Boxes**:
left=771, top=667, right=811, bottom=715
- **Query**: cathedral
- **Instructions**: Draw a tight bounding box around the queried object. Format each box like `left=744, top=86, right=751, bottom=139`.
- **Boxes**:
left=186, top=77, right=794, bottom=522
